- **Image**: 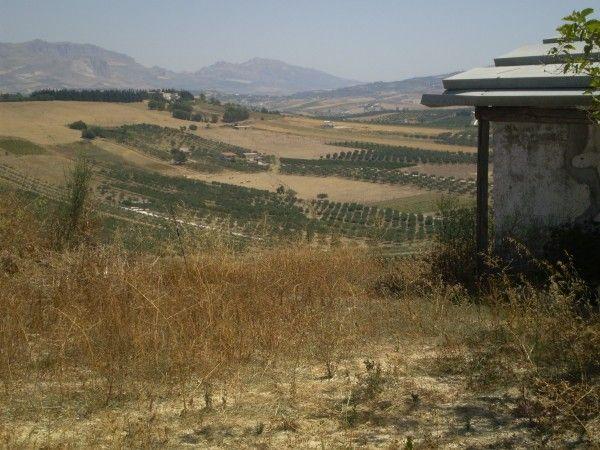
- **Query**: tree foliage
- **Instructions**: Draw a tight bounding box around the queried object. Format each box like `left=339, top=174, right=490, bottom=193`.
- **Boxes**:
left=552, top=8, right=600, bottom=121
left=222, top=103, right=250, bottom=123
left=29, top=89, right=148, bottom=102
left=81, top=128, right=96, bottom=140
left=68, top=120, right=87, bottom=130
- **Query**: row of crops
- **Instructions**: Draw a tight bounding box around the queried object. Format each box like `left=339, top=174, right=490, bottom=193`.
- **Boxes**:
left=327, top=141, right=477, bottom=165
left=0, top=163, right=66, bottom=201
left=435, top=129, right=477, bottom=147
left=94, top=149, right=448, bottom=244
left=97, top=124, right=270, bottom=173
left=98, top=160, right=310, bottom=233
left=309, top=199, right=442, bottom=242
left=280, top=158, right=476, bottom=194
left=1, top=157, right=446, bottom=245
left=365, top=109, right=474, bottom=129
left=0, top=135, right=454, bottom=246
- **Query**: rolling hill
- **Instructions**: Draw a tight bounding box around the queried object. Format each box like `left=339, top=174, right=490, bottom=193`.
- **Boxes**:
left=0, top=40, right=358, bottom=95
left=228, top=73, right=458, bottom=115
left=289, top=73, right=456, bottom=100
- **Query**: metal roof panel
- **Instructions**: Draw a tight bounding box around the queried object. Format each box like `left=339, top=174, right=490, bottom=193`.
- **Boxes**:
left=443, top=64, right=593, bottom=90
left=494, top=42, right=599, bottom=67
left=421, top=89, right=597, bottom=108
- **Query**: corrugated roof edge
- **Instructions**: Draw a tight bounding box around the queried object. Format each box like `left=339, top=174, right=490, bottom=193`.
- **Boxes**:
left=442, top=65, right=592, bottom=91
left=421, top=90, right=597, bottom=108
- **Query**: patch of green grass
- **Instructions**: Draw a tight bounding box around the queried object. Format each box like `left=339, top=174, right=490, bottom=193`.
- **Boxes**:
left=0, top=137, right=46, bottom=156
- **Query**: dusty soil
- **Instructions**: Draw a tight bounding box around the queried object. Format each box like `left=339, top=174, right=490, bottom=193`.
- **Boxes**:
left=0, top=343, right=550, bottom=448
left=185, top=170, right=427, bottom=203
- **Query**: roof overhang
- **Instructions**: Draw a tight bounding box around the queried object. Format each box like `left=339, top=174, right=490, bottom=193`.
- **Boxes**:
left=421, top=39, right=598, bottom=110
left=422, top=90, right=597, bottom=108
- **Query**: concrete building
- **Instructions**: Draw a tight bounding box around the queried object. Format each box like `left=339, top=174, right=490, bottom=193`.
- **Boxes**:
left=422, top=38, right=599, bottom=264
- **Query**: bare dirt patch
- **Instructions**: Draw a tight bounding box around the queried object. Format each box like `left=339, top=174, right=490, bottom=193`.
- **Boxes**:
left=185, top=170, right=428, bottom=203
left=1, top=344, right=541, bottom=448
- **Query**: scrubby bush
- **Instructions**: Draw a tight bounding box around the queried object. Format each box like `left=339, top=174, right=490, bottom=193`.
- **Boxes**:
left=172, top=109, right=191, bottom=120
left=430, top=196, right=477, bottom=285
left=148, top=98, right=166, bottom=110
left=81, top=128, right=96, bottom=140
left=68, top=120, right=87, bottom=130
left=223, top=103, right=250, bottom=123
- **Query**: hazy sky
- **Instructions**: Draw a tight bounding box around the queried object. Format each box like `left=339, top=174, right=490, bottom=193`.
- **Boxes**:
left=0, top=0, right=594, bottom=82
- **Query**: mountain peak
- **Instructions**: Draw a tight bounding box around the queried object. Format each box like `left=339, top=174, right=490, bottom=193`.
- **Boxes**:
left=0, top=40, right=359, bottom=95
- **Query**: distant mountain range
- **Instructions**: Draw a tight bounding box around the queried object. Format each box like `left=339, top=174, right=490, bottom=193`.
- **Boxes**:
left=0, top=40, right=359, bottom=95
left=225, top=73, right=456, bottom=116
left=289, top=73, right=456, bottom=100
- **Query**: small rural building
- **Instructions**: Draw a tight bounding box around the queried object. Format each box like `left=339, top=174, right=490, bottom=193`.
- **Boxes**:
left=422, top=37, right=599, bottom=263
left=220, top=151, right=237, bottom=161
left=243, top=152, right=259, bottom=161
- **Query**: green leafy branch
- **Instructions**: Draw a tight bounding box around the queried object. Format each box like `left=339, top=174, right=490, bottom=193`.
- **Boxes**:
left=550, top=8, right=600, bottom=121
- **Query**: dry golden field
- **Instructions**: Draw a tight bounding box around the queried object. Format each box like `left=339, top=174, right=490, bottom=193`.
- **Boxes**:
left=248, top=115, right=476, bottom=153
left=0, top=191, right=597, bottom=448
left=0, top=101, right=181, bottom=145
left=0, top=101, right=476, bottom=206
left=185, top=170, right=426, bottom=203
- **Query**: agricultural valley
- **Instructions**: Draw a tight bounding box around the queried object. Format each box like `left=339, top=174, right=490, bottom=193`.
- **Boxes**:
left=1, top=8, right=598, bottom=446
left=0, top=96, right=478, bottom=253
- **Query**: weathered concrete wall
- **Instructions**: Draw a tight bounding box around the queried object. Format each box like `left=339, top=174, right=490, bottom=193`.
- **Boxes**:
left=492, top=122, right=600, bottom=239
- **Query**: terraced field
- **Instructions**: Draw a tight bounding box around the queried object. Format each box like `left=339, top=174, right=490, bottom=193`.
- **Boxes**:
left=0, top=100, right=479, bottom=248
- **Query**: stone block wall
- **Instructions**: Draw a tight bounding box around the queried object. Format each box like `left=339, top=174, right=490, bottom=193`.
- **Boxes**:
left=492, top=121, right=600, bottom=239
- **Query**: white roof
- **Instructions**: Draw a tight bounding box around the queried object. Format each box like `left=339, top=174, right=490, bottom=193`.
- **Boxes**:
left=422, top=38, right=599, bottom=108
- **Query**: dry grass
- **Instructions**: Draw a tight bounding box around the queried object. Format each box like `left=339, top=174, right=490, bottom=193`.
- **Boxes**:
left=0, top=101, right=185, bottom=146
left=251, top=115, right=476, bottom=153
left=0, top=187, right=598, bottom=447
left=185, top=170, right=428, bottom=203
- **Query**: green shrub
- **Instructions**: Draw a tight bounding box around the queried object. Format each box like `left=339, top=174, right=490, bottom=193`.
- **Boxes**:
left=223, top=104, right=250, bottom=123
left=172, top=109, right=191, bottom=120
left=81, top=128, right=96, bottom=140
left=431, top=196, right=477, bottom=286
left=68, top=120, right=87, bottom=130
